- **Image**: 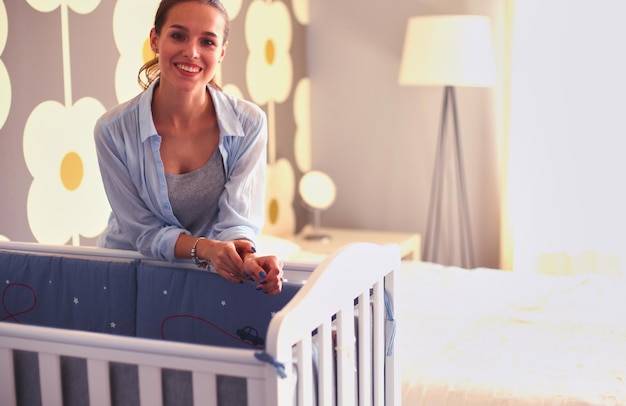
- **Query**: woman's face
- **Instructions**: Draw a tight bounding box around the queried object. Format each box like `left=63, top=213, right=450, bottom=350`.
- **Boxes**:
left=150, top=1, right=227, bottom=94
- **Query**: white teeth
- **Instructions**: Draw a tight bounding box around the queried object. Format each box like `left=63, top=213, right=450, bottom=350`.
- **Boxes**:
left=177, top=64, right=200, bottom=73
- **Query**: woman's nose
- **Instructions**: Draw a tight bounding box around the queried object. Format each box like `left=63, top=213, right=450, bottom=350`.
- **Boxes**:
left=184, top=43, right=199, bottom=58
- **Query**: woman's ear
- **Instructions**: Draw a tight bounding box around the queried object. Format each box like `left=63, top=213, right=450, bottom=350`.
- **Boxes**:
left=219, top=41, right=228, bottom=62
left=149, top=28, right=159, bottom=54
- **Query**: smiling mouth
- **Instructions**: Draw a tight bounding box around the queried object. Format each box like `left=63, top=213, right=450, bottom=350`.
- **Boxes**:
left=176, top=63, right=201, bottom=73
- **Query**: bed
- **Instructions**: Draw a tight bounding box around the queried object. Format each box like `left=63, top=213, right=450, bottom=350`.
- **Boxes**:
left=396, top=261, right=626, bottom=406
left=0, top=240, right=401, bottom=406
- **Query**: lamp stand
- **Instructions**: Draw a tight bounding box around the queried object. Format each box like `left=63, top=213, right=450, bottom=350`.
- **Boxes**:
left=423, top=86, right=475, bottom=268
left=304, top=208, right=331, bottom=242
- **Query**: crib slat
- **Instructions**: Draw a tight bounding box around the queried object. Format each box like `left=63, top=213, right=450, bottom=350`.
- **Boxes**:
left=87, top=358, right=111, bottom=406
left=383, top=271, right=400, bottom=406
left=39, top=353, right=63, bottom=406
left=297, top=337, right=314, bottom=406
left=336, top=304, right=356, bottom=406
left=372, top=280, right=385, bottom=406
left=317, top=320, right=334, bottom=406
left=0, top=348, right=17, bottom=406
left=138, top=365, right=162, bottom=406
left=358, top=290, right=373, bottom=406
left=192, top=371, right=218, bottom=406
left=246, top=377, right=266, bottom=406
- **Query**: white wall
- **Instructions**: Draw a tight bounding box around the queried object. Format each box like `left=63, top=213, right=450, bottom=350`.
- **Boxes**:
left=308, top=0, right=503, bottom=268
left=509, top=0, right=626, bottom=273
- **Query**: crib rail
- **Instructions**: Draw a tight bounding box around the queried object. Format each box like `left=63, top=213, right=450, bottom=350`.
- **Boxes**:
left=0, top=241, right=317, bottom=283
left=0, top=322, right=265, bottom=406
left=264, top=242, right=401, bottom=406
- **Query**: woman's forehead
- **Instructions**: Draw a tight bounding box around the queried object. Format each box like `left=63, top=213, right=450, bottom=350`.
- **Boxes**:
left=162, top=2, right=226, bottom=37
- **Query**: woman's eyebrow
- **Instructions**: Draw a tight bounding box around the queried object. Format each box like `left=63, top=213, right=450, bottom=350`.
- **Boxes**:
left=168, top=24, right=219, bottom=39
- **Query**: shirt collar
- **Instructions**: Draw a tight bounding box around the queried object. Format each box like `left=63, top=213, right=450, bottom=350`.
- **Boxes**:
left=138, top=80, right=245, bottom=142
left=138, top=82, right=159, bottom=143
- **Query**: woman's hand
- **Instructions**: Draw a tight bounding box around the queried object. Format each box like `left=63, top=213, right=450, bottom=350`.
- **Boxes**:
left=201, top=239, right=252, bottom=283
left=243, top=255, right=284, bottom=295
left=193, top=238, right=283, bottom=294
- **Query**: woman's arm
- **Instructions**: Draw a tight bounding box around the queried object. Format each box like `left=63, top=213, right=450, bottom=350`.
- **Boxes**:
left=212, top=99, right=268, bottom=243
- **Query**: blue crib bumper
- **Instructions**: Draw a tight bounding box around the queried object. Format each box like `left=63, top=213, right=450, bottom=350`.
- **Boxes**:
left=0, top=248, right=300, bottom=349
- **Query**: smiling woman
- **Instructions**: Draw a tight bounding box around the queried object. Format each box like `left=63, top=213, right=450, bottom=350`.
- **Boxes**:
left=0, top=0, right=309, bottom=259
left=138, top=0, right=229, bottom=91
left=94, top=0, right=285, bottom=294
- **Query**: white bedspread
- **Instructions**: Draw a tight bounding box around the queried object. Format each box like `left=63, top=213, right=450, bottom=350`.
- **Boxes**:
left=397, top=262, right=626, bottom=406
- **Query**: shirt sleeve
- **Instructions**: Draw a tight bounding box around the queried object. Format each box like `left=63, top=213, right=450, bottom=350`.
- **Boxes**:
left=212, top=100, right=267, bottom=244
left=94, top=116, right=186, bottom=261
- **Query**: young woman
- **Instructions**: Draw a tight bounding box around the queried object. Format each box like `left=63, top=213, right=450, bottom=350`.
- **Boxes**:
left=94, top=0, right=283, bottom=295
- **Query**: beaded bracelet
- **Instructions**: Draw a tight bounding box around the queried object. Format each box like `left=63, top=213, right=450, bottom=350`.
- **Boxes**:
left=191, top=237, right=210, bottom=269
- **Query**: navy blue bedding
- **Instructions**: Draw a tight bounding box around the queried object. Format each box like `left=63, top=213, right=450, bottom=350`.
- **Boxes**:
left=136, top=262, right=300, bottom=348
left=0, top=250, right=300, bottom=349
left=0, top=251, right=137, bottom=336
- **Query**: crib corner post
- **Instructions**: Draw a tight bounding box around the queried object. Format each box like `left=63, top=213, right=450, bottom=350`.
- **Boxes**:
left=263, top=359, right=294, bottom=406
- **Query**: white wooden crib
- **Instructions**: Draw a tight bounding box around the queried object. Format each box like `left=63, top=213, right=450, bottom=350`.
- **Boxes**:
left=0, top=241, right=401, bottom=406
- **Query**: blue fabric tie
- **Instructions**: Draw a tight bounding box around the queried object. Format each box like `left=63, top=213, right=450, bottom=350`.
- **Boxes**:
left=255, top=351, right=287, bottom=379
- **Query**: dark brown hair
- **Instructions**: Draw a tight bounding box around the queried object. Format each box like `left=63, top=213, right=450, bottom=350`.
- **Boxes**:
left=137, top=0, right=230, bottom=90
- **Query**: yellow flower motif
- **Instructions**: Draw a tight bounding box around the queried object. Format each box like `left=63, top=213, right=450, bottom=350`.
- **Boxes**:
left=0, top=0, right=9, bottom=129
left=292, top=0, right=309, bottom=25
left=293, top=78, right=311, bottom=173
left=222, top=83, right=244, bottom=100
left=244, top=0, right=293, bottom=105
left=263, top=159, right=296, bottom=237
left=113, top=0, right=160, bottom=102
left=220, top=84, right=296, bottom=236
left=26, top=0, right=100, bottom=14
left=221, top=0, right=242, bottom=20
left=23, top=98, right=111, bottom=245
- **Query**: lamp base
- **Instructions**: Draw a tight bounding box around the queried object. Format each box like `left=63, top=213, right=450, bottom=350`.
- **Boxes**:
left=303, top=210, right=331, bottom=243
left=303, top=233, right=331, bottom=243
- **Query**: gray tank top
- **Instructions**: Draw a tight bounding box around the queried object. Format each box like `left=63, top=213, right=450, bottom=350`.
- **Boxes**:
left=164, top=149, right=225, bottom=236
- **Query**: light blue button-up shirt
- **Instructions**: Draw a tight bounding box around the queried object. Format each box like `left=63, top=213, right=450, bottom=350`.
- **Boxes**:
left=94, top=81, right=267, bottom=262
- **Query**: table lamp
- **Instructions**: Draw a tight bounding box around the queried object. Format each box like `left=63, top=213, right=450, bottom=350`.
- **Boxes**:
left=298, top=170, right=337, bottom=241
left=398, top=15, right=496, bottom=267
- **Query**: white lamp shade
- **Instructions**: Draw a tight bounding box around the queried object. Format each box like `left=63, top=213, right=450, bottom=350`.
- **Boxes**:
left=398, top=15, right=496, bottom=87
left=299, top=170, right=337, bottom=210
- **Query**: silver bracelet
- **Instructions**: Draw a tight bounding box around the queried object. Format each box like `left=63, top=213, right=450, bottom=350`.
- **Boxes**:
left=191, top=237, right=210, bottom=269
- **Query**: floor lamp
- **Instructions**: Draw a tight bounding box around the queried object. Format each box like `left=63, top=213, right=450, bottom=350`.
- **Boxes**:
left=398, top=15, right=496, bottom=268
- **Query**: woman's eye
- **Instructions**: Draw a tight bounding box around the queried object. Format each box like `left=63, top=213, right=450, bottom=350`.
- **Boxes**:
left=171, top=32, right=184, bottom=40
left=201, top=39, right=215, bottom=46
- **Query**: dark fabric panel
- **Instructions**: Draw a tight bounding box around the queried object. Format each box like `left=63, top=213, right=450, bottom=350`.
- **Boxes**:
left=0, top=251, right=137, bottom=336
left=136, top=263, right=300, bottom=349
left=163, top=368, right=192, bottom=405
left=110, top=362, right=140, bottom=406
left=60, top=356, right=88, bottom=406
left=13, top=350, right=41, bottom=406
left=216, top=375, right=247, bottom=406
left=161, top=369, right=247, bottom=406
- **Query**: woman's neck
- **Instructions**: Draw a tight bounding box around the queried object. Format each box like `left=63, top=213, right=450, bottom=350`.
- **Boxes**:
left=152, top=82, right=212, bottom=130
